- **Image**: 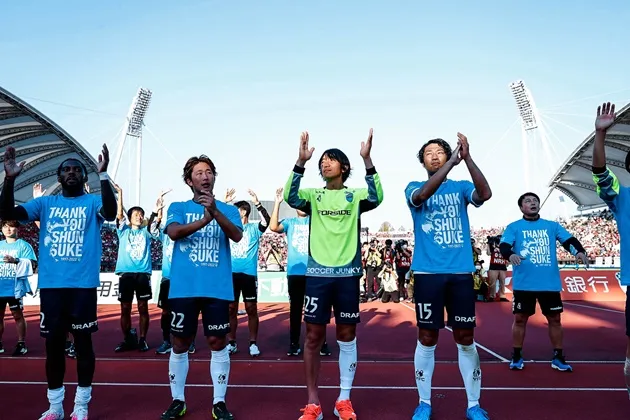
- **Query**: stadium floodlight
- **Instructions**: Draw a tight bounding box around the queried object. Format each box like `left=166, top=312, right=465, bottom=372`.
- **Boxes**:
left=510, top=80, right=538, bottom=131
left=111, top=87, right=153, bottom=205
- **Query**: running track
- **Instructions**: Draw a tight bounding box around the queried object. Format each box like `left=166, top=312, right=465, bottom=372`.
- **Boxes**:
left=0, top=299, right=627, bottom=419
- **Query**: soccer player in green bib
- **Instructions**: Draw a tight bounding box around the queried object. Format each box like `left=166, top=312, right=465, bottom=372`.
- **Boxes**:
left=284, top=130, right=383, bottom=420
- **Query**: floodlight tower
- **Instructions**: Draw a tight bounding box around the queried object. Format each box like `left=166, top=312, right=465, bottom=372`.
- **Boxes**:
left=111, top=87, right=153, bottom=205
left=509, top=80, right=556, bottom=192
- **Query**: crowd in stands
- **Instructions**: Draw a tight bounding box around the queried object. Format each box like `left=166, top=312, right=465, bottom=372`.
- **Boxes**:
left=1, top=210, right=620, bottom=271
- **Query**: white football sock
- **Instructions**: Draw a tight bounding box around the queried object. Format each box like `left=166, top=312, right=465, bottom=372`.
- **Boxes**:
left=457, top=342, right=481, bottom=409
left=338, top=338, right=358, bottom=401
left=47, top=386, right=65, bottom=412
left=211, top=347, right=231, bottom=405
left=169, top=351, right=189, bottom=402
left=414, top=340, right=436, bottom=405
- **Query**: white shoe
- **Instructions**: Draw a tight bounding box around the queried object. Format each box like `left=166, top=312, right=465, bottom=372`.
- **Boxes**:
left=227, top=343, right=238, bottom=354
left=249, top=343, right=260, bottom=357
left=70, top=407, right=88, bottom=420
left=39, top=409, right=64, bottom=420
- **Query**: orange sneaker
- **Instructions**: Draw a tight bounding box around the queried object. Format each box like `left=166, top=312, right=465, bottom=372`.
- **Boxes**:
left=299, top=403, right=323, bottom=420
left=334, top=399, right=357, bottom=420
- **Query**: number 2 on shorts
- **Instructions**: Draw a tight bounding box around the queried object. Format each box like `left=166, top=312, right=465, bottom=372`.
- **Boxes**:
left=417, top=303, right=432, bottom=320
left=170, top=312, right=185, bottom=329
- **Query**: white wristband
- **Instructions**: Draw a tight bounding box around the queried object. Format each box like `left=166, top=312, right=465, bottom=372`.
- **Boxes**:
left=99, top=172, right=109, bottom=181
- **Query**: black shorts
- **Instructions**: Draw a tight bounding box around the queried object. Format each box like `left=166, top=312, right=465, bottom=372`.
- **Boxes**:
left=118, top=272, right=153, bottom=303
left=0, top=297, right=23, bottom=311
left=157, top=280, right=170, bottom=310
left=488, top=264, right=507, bottom=271
left=168, top=297, right=230, bottom=338
left=512, top=290, right=563, bottom=316
left=303, top=276, right=361, bottom=325
left=413, top=273, right=476, bottom=330
left=39, top=288, right=98, bottom=337
left=233, top=272, right=258, bottom=303
left=626, top=289, right=630, bottom=337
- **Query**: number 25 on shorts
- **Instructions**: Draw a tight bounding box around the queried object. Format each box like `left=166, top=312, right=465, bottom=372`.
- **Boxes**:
left=417, top=303, right=433, bottom=320
left=304, top=296, right=319, bottom=314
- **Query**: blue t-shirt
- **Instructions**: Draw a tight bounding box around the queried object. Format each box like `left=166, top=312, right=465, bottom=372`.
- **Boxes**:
left=405, top=179, right=482, bottom=274
left=165, top=199, right=242, bottom=300
left=20, top=194, right=105, bottom=289
left=230, top=222, right=263, bottom=276
left=115, top=225, right=156, bottom=274
left=281, top=216, right=309, bottom=276
left=161, top=232, right=174, bottom=280
left=500, top=218, right=573, bottom=292
left=0, top=239, right=37, bottom=298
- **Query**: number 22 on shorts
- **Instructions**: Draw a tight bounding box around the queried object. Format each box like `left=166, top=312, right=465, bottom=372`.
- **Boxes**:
left=417, top=303, right=432, bottom=320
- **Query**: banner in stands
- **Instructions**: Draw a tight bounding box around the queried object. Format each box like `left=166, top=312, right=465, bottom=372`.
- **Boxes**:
left=22, top=271, right=293, bottom=306
left=504, top=269, right=626, bottom=302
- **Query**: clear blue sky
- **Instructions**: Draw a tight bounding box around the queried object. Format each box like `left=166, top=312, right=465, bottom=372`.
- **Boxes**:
left=2, top=1, right=629, bottom=231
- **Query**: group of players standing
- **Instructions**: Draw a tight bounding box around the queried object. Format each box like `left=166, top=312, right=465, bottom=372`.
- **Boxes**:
left=0, top=102, right=628, bottom=420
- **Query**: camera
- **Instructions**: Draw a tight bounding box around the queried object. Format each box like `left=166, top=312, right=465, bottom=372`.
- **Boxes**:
left=486, top=235, right=501, bottom=246
left=395, top=239, right=409, bottom=252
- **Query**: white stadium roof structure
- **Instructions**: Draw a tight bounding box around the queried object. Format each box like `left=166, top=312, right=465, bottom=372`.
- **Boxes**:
left=549, top=102, right=630, bottom=211
left=0, top=86, right=105, bottom=204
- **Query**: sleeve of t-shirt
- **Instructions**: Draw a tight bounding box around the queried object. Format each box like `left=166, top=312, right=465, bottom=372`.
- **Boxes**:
left=117, top=224, right=129, bottom=236
left=226, top=205, right=244, bottom=231
left=555, top=222, right=573, bottom=244
left=164, top=202, right=184, bottom=231
left=20, top=241, right=37, bottom=261
left=461, top=181, right=483, bottom=207
left=404, top=181, right=425, bottom=208
left=280, top=218, right=292, bottom=234
left=500, top=223, right=517, bottom=246
left=19, top=197, right=46, bottom=223
left=92, top=194, right=105, bottom=220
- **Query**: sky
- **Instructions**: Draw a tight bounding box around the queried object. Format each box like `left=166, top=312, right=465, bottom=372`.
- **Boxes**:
left=1, top=0, right=629, bottom=231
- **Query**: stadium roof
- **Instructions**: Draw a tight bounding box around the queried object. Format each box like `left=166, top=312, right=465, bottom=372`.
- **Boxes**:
left=549, top=102, right=630, bottom=210
left=0, top=86, right=104, bottom=204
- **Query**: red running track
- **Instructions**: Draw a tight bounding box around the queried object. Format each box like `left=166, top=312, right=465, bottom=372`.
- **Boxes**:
left=0, top=300, right=628, bottom=418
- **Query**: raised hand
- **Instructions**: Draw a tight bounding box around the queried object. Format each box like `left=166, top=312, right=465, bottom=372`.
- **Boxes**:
left=457, top=133, right=470, bottom=160
left=298, top=131, right=314, bottom=164
left=198, top=190, right=217, bottom=214
left=97, top=144, right=110, bottom=173
left=275, top=187, right=283, bottom=203
left=3, top=147, right=25, bottom=178
left=595, top=102, right=616, bottom=131
left=247, top=189, right=260, bottom=205
left=33, top=183, right=46, bottom=199
left=360, top=128, right=373, bottom=159
left=224, top=188, right=236, bottom=203
left=448, top=144, right=463, bottom=166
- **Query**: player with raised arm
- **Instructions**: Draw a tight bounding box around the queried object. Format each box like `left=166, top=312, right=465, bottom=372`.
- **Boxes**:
left=405, top=134, right=492, bottom=420
left=268, top=187, right=331, bottom=357
left=590, top=102, right=630, bottom=398
left=160, top=155, right=243, bottom=420
left=0, top=219, right=37, bottom=356
left=285, top=130, right=383, bottom=420
left=226, top=188, right=271, bottom=357
left=499, top=192, right=588, bottom=372
left=0, top=145, right=117, bottom=420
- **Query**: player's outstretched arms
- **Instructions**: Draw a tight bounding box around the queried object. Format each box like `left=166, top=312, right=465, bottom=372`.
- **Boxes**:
left=97, top=144, right=118, bottom=221
left=458, top=133, right=492, bottom=204
left=410, top=144, right=462, bottom=207
left=591, top=103, right=622, bottom=208
left=0, top=146, right=28, bottom=221
left=248, top=189, right=271, bottom=232
left=283, top=131, right=313, bottom=213
left=359, top=129, right=384, bottom=212
left=268, top=188, right=285, bottom=234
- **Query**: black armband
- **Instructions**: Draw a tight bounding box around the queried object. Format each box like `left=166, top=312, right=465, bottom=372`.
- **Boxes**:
left=561, top=237, right=586, bottom=255
left=499, top=242, right=515, bottom=260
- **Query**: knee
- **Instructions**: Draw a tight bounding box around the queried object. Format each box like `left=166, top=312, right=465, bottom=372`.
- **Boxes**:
left=305, top=326, right=325, bottom=349
left=120, top=303, right=132, bottom=316
left=513, top=314, right=529, bottom=327
left=137, top=302, right=149, bottom=316
left=546, top=314, right=562, bottom=327
left=245, top=303, right=258, bottom=317
left=12, top=310, right=24, bottom=322
left=418, top=329, right=439, bottom=347
left=228, top=304, right=238, bottom=317
left=72, top=334, right=95, bottom=358
left=453, top=329, right=474, bottom=346
left=206, top=336, right=227, bottom=352
left=336, top=325, right=356, bottom=342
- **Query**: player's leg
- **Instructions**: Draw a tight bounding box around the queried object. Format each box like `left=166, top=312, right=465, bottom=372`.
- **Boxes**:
left=115, top=273, right=138, bottom=352
left=497, top=270, right=507, bottom=300
left=487, top=270, right=498, bottom=300
left=161, top=298, right=198, bottom=420
left=202, top=298, right=233, bottom=419
left=9, top=298, right=27, bottom=355
left=299, top=277, right=334, bottom=420
left=447, top=274, right=488, bottom=419
left=511, top=290, right=535, bottom=369
left=331, top=276, right=361, bottom=420
left=287, top=275, right=306, bottom=356
left=625, top=289, right=630, bottom=399
left=39, top=289, right=68, bottom=420
left=227, top=273, right=242, bottom=354
left=241, top=274, right=260, bottom=357
left=539, top=292, right=571, bottom=371
left=411, top=274, right=445, bottom=420
left=136, top=273, right=153, bottom=352
left=156, top=279, right=173, bottom=354
left=0, top=300, right=6, bottom=352
left=68, top=288, right=99, bottom=420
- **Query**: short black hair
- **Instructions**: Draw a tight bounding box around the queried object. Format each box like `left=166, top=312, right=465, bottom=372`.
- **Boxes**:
left=318, top=148, right=351, bottom=182
left=417, top=139, right=453, bottom=164
left=234, top=201, right=251, bottom=218
left=127, top=206, right=145, bottom=220
left=57, top=158, right=88, bottom=180
left=518, top=192, right=540, bottom=207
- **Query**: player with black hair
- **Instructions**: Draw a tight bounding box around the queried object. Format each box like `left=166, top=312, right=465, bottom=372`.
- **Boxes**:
left=285, top=130, right=383, bottom=420
left=499, top=191, right=588, bottom=372
left=590, top=102, right=630, bottom=398
left=0, top=146, right=117, bottom=420
left=405, top=133, right=492, bottom=420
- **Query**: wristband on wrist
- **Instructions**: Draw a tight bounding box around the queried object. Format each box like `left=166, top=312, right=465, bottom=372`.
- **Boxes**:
left=99, top=172, right=109, bottom=181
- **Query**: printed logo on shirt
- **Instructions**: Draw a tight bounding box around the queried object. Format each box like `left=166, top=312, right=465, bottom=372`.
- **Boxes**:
left=178, top=213, right=223, bottom=267
left=126, top=231, right=147, bottom=261
left=421, top=193, right=465, bottom=249
left=230, top=229, right=250, bottom=258
left=0, top=249, right=19, bottom=278
left=291, top=224, right=309, bottom=254
left=44, top=206, right=89, bottom=262
left=519, top=230, right=551, bottom=266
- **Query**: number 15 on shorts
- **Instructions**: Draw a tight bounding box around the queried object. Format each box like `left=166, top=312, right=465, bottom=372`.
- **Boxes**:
left=417, top=303, right=433, bottom=321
